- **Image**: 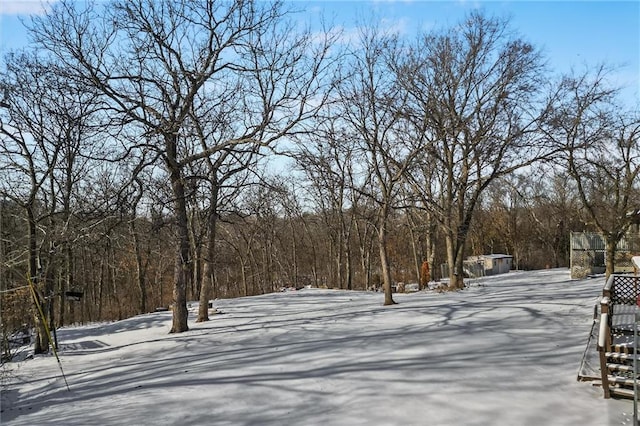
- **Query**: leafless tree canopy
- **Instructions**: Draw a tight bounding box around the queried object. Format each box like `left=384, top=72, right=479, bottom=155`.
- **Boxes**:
left=0, top=4, right=637, bottom=355
left=543, top=66, right=640, bottom=277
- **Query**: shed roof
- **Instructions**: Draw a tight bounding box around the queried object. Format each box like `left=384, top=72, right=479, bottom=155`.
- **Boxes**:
left=479, top=254, right=512, bottom=259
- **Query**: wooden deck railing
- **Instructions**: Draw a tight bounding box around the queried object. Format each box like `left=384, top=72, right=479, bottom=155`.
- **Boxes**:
left=598, top=274, right=640, bottom=398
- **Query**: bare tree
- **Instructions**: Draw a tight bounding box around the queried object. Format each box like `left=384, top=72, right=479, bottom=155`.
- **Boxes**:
left=400, top=150, right=440, bottom=287
left=292, top=114, right=357, bottom=290
left=124, top=177, right=152, bottom=314
left=397, top=12, right=549, bottom=289
left=401, top=198, right=438, bottom=289
left=493, top=169, right=581, bottom=269
left=186, top=12, right=334, bottom=321
left=338, top=28, right=428, bottom=305
left=545, top=67, right=640, bottom=278
left=219, top=211, right=263, bottom=297
left=31, top=0, right=334, bottom=331
left=0, top=52, right=84, bottom=352
left=529, top=171, right=582, bottom=268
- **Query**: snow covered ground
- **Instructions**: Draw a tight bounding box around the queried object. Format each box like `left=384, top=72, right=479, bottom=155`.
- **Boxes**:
left=0, top=269, right=635, bottom=425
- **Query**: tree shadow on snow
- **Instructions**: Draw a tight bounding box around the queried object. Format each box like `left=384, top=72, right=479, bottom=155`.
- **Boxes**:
left=2, top=270, right=605, bottom=425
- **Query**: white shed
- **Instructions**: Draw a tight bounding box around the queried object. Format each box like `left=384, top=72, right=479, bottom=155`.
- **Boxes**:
left=466, top=254, right=513, bottom=276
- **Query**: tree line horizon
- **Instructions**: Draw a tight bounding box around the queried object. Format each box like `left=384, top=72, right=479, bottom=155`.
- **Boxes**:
left=0, top=0, right=638, bottom=357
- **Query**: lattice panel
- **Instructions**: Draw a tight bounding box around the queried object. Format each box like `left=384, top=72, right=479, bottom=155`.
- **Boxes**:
left=611, top=275, right=640, bottom=305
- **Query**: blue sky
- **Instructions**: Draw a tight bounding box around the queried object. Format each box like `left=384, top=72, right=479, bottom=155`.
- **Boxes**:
left=1, top=0, right=638, bottom=103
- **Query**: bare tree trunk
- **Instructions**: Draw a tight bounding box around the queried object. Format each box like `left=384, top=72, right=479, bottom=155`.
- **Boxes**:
left=336, top=230, right=344, bottom=289
left=131, top=220, right=147, bottom=313
left=406, top=213, right=421, bottom=286
left=198, top=184, right=219, bottom=322
left=300, top=217, right=320, bottom=288
left=249, top=248, right=259, bottom=296
left=191, top=241, right=201, bottom=301
left=377, top=215, right=396, bottom=305
left=241, top=258, right=248, bottom=297
left=358, top=225, right=373, bottom=291
left=327, top=238, right=335, bottom=287
left=169, top=155, right=190, bottom=333
left=197, top=233, right=215, bottom=321
left=345, top=241, right=352, bottom=290
left=355, top=217, right=373, bottom=290
left=110, top=244, right=122, bottom=321
left=28, top=207, right=50, bottom=355
left=427, top=225, right=437, bottom=281
left=198, top=257, right=213, bottom=322
left=266, top=239, right=273, bottom=292
left=59, top=243, right=72, bottom=326
left=605, top=235, right=621, bottom=279
left=445, top=228, right=467, bottom=290
left=98, top=255, right=105, bottom=319
left=290, top=224, right=299, bottom=289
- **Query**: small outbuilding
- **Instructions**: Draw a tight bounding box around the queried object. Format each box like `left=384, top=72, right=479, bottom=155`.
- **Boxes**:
left=466, top=254, right=513, bottom=276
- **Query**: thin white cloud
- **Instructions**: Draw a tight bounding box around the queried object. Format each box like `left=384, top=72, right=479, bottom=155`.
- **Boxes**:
left=380, top=17, right=410, bottom=35
left=0, top=0, right=56, bottom=16
left=315, top=19, right=408, bottom=49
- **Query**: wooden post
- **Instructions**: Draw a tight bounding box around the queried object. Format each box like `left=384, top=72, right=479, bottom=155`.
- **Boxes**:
left=598, top=312, right=611, bottom=398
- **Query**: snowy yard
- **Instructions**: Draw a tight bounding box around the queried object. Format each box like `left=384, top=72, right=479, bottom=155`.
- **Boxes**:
left=0, top=269, right=634, bottom=425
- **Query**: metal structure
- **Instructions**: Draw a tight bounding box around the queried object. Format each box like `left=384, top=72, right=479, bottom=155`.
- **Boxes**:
left=570, top=232, right=640, bottom=279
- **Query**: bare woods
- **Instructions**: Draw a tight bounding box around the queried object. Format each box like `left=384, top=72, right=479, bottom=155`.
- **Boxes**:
left=1, top=1, right=638, bottom=356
